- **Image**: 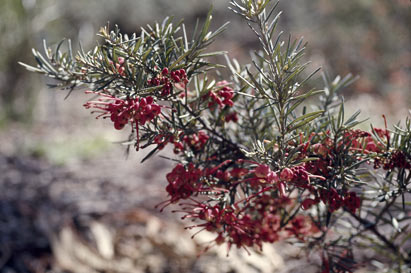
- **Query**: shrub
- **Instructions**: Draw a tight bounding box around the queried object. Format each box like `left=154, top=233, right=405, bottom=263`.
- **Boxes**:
left=20, top=0, right=410, bottom=272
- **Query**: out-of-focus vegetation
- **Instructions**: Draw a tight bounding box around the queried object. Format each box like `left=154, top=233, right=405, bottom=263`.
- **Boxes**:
left=1, top=0, right=409, bottom=125
left=283, top=0, right=410, bottom=99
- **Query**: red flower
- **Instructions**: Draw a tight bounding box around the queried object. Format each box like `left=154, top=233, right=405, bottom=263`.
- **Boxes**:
left=280, top=167, right=294, bottom=181
left=225, top=112, right=239, bottom=123
left=207, top=81, right=235, bottom=108
left=182, top=131, right=210, bottom=152
left=109, top=57, right=125, bottom=76
left=343, top=192, right=361, bottom=214
left=165, top=163, right=203, bottom=203
left=320, top=188, right=343, bottom=212
left=312, top=143, right=328, bottom=157
left=83, top=91, right=162, bottom=150
left=301, top=198, right=318, bottom=210
left=249, top=163, right=279, bottom=185
left=285, top=215, right=315, bottom=239
left=148, top=68, right=188, bottom=96
left=230, top=167, right=249, bottom=178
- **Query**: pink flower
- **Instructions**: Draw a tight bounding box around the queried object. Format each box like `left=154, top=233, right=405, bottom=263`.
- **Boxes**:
left=254, top=164, right=270, bottom=178
left=280, top=167, right=294, bottom=181
left=253, top=164, right=279, bottom=183
left=301, top=198, right=318, bottom=210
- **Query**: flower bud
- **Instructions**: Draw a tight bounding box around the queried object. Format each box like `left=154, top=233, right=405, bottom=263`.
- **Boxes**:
left=144, top=104, right=152, bottom=113
left=267, top=171, right=279, bottom=183
left=366, top=141, right=377, bottom=152
left=254, top=164, right=270, bottom=178
left=280, top=168, right=294, bottom=181
left=301, top=198, right=317, bottom=210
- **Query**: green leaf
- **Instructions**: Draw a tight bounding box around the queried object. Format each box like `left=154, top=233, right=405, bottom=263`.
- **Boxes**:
left=198, top=7, right=213, bottom=42
left=235, top=71, right=256, bottom=90
left=285, top=89, right=324, bottom=117
left=141, top=146, right=160, bottom=163
left=32, top=49, right=58, bottom=74
left=169, top=49, right=192, bottom=69
left=291, top=89, right=324, bottom=101
left=18, top=62, right=43, bottom=73
left=288, top=110, right=324, bottom=132
left=204, top=21, right=230, bottom=42
left=245, top=68, right=271, bottom=99
left=344, top=110, right=361, bottom=126
left=198, top=51, right=228, bottom=58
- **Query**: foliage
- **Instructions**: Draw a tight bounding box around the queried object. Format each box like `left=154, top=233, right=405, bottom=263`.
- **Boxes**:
left=20, top=0, right=410, bottom=272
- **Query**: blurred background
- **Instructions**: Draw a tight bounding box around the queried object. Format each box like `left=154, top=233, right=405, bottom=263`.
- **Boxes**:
left=0, top=0, right=409, bottom=272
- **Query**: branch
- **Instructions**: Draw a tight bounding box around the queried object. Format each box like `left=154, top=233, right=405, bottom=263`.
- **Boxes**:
left=347, top=209, right=408, bottom=262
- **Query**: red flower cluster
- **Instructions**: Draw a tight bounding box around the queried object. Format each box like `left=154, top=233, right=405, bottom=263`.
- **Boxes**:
left=307, top=189, right=360, bottom=213
left=207, top=80, right=235, bottom=108
left=343, top=191, right=361, bottom=213
left=374, top=150, right=411, bottom=170
left=165, top=163, right=203, bottom=203
left=299, top=129, right=389, bottom=166
left=182, top=131, right=209, bottom=152
left=163, top=161, right=240, bottom=207
left=163, top=160, right=325, bottom=250
left=345, top=128, right=391, bottom=154
left=243, top=160, right=361, bottom=214
left=109, top=57, right=126, bottom=76
left=157, top=126, right=397, bottom=256
left=285, top=215, right=319, bottom=239
left=158, top=128, right=372, bottom=254
left=225, top=112, right=239, bottom=123
left=180, top=193, right=317, bottom=252
left=152, top=131, right=183, bottom=153
left=153, top=131, right=210, bottom=154
left=153, top=133, right=175, bottom=150
left=311, top=129, right=388, bottom=156
left=83, top=91, right=161, bottom=130
left=83, top=91, right=162, bottom=149
left=283, top=164, right=362, bottom=213
left=242, top=163, right=281, bottom=190
left=148, top=67, right=188, bottom=96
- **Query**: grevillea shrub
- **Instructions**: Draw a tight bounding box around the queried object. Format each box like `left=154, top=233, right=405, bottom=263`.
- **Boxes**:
left=20, top=1, right=410, bottom=272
